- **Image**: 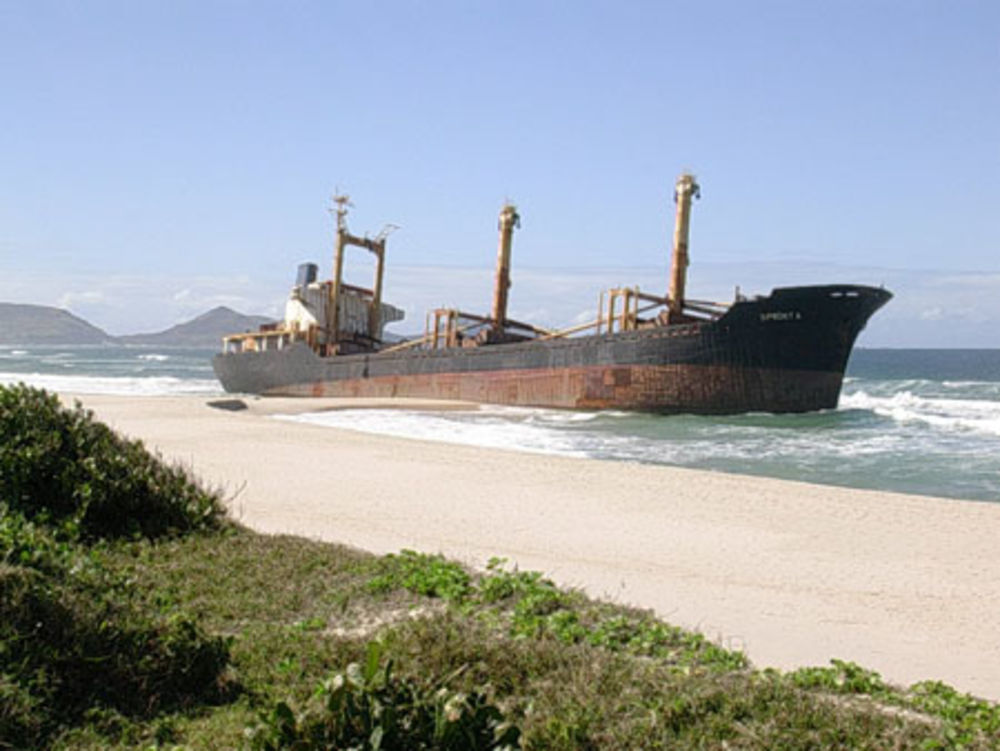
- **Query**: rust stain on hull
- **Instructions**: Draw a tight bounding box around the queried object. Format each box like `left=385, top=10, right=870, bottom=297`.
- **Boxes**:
left=271, top=363, right=843, bottom=414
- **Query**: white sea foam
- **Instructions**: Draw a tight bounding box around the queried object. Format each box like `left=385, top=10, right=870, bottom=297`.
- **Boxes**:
left=278, top=408, right=590, bottom=458
left=0, top=371, right=222, bottom=396
left=941, top=381, right=1000, bottom=401
left=277, top=405, right=916, bottom=469
left=137, top=353, right=170, bottom=362
left=274, top=384, right=1000, bottom=501
left=841, top=389, right=1000, bottom=437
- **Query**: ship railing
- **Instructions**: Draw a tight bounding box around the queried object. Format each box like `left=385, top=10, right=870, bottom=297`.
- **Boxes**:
left=535, top=287, right=661, bottom=340
left=684, top=298, right=730, bottom=315
left=429, top=309, right=481, bottom=349
left=378, top=333, right=437, bottom=355
left=379, top=308, right=555, bottom=354
left=534, top=316, right=611, bottom=341
left=535, top=287, right=729, bottom=341
left=424, top=308, right=548, bottom=349
left=377, top=288, right=732, bottom=352
left=222, top=327, right=304, bottom=354
left=377, top=312, right=480, bottom=354
left=424, top=309, right=552, bottom=338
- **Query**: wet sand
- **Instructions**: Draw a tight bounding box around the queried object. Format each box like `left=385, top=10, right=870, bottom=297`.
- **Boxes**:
left=64, top=392, right=1000, bottom=701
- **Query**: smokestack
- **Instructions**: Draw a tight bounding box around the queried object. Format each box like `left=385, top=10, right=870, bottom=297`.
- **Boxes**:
left=491, top=203, right=520, bottom=333
left=668, top=173, right=700, bottom=317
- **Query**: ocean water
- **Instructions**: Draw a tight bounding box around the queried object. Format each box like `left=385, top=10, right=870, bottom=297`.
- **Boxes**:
left=286, top=349, right=1000, bottom=503
left=2, top=345, right=998, bottom=502
left=0, top=345, right=221, bottom=396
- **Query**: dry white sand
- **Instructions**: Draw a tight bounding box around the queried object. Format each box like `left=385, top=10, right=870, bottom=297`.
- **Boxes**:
left=65, top=392, right=1000, bottom=701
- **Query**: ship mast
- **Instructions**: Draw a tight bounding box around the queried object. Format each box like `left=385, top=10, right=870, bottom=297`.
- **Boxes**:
left=491, top=202, right=520, bottom=336
left=667, top=173, right=700, bottom=320
left=328, top=194, right=352, bottom=351
left=328, top=194, right=389, bottom=353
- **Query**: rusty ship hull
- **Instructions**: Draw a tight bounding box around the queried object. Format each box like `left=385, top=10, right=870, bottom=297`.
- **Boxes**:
left=213, top=284, right=891, bottom=414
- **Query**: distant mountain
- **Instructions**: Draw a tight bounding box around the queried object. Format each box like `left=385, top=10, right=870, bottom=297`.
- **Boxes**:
left=0, top=303, right=272, bottom=348
left=0, top=303, right=114, bottom=345
left=117, top=306, right=273, bottom=347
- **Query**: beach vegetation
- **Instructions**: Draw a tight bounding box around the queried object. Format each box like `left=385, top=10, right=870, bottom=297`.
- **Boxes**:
left=367, top=549, right=472, bottom=601
left=0, top=509, right=233, bottom=749
left=247, top=641, right=520, bottom=750
left=0, top=384, right=225, bottom=540
left=3, top=387, right=1000, bottom=748
left=788, top=658, right=888, bottom=695
left=787, top=660, right=1000, bottom=747
left=14, top=522, right=1000, bottom=750
left=369, top=554, right=748, bottom=672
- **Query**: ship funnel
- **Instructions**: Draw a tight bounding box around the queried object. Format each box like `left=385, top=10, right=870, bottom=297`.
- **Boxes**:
left=668, top=173, right=700, bottom=317
left=491, top=203, right=520, bottom=334
left=296, top=262, right=318, bottom=287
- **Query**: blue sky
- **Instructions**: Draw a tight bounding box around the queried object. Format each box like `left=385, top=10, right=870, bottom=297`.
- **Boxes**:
left=1, top=1, right=997, bottom=346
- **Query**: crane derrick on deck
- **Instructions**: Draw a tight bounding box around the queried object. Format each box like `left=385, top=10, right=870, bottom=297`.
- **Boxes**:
left=223, top=172, right=728, bottom=359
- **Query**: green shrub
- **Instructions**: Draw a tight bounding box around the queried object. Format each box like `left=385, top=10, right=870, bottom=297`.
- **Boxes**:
left=0, top=670, right=45, bottom=749
left=0, top=384, right=224, bottom=540
left=0, top=504, right=78, bottom=575
left=248, top=642, right=520, bottom=750
left=0, top=510, right=234, bottom=746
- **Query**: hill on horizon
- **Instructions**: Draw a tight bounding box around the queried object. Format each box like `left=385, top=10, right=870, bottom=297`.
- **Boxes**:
left=0, top=302, right=114, bottom=345
left=0, top=303, right=271, bottom=347
left=117, top=306, right=273, bottom=347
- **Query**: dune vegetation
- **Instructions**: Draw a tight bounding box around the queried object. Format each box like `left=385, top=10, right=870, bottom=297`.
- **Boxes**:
left=2, top=383, right=999, bottom=749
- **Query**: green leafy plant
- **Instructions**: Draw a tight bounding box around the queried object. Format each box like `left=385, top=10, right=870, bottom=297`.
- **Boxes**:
left=907, top=680, right=1000, bottom=735
left=788, top=659, right=887, bottom=696
left=477, top=557, right=549, bottom=603
left=368, top=554, right=748, bottom=671
left=248, top=641, right=520, bottom=750
left=367, top=550, right=472, bottom=602
left=785, top=661, right=1000, bottom=746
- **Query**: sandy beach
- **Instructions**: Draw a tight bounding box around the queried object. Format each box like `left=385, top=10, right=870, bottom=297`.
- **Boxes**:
left=65, top=392, right=1000, bottom=701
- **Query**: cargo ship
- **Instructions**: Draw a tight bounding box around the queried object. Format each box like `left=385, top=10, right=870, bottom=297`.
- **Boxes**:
left=213, top=174, right=891, bottom=413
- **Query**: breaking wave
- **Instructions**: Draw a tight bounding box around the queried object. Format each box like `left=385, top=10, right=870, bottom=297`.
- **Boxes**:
left=840, top=390, right=1000, bottom=437
left=0, top=371, right=222, bottom=396
left=281, top=407, right=592, bottom=458
left=280, top=370, right=1000, bottom=502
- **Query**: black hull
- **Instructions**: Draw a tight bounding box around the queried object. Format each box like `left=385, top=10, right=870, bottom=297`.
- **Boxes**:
left=213, top=284, right=891, bottom=414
